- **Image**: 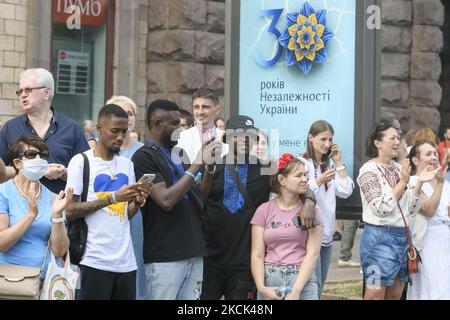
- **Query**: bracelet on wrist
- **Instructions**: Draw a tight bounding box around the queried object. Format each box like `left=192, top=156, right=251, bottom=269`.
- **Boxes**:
left=51, top=216, right=65, bottom=224
left=139, top=198, right=147, bottom=207
left=111, top=192, right=118, bottom=204
left=205, top=165, right=216, bottom=175
left=184, top=171, right=196, bottom=180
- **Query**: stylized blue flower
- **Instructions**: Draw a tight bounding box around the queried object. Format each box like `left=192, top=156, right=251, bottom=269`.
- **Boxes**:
left=278, top=2, right=334, bottom=74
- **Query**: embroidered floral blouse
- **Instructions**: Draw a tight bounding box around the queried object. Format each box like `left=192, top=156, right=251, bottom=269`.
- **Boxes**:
left=357, top=160, right=421, bottom=227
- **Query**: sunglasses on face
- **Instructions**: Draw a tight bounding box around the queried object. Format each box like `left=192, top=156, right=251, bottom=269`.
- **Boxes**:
left=19, top=150, right=49, bottom=160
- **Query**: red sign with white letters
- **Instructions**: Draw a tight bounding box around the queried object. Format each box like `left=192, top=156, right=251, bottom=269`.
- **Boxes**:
left=52, top=0, right=107, bottom=27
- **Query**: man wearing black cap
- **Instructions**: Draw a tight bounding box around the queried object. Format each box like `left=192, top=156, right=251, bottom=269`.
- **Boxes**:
left=200, top=115, right=317, bottom=300
left=132, top=99, right=221, bottom=300
left=199, top=115, right=270, bottom=300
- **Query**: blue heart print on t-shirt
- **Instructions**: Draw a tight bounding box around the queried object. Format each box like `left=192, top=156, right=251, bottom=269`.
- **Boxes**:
left=94, top=173, right=129, bottom=221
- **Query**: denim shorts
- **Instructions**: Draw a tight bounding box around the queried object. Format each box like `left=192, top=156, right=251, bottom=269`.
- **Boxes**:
left=360, top=224, right=409, bottom=286
left=258, top=264, right=319, bottom=300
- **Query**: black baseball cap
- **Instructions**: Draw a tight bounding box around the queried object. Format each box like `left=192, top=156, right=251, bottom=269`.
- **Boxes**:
left=223, top=115, right=258, bottom=144
left=225, top=115, right=256, bottom=130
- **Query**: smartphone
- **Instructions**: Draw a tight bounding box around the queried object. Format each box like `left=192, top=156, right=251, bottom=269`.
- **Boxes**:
left=327, top=143, right=335, bottom=159
left=292, top=216, right=321, bottom=229
left=138, top=173, right=156, bottom=184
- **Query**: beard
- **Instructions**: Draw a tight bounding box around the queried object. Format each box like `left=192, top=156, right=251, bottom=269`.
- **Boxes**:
left=108, top=146, right=121, bottom=155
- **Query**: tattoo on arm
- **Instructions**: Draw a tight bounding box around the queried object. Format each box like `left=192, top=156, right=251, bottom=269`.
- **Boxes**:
left=66, top=195, right=110, bottom=221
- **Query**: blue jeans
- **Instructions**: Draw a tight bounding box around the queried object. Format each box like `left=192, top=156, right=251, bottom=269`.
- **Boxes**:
left=145, top=257, right=203, bottom=300
left=130, top=210, right=147, bottom=300
left=315, top=245, right=333, bottom=297
left=258, top=264, right=318, bottom=300
left=360, top=224, right=409, bottom=286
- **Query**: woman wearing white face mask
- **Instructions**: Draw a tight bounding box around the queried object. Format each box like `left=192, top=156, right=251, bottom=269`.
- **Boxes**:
left=0, top=135, right=73, bottom=279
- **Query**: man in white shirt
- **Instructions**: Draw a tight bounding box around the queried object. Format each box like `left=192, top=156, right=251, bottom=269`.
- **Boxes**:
left=65, top=104, right=151, bottom=300
left=176, top=88, right=226, bottom=164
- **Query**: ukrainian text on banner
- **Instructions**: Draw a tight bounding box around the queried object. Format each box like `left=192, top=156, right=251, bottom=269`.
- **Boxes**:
left=239, top=0, right=356, bottom=176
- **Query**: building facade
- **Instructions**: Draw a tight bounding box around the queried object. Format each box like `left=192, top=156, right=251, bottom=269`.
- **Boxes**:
left=0, top=0, right=447, bottom=139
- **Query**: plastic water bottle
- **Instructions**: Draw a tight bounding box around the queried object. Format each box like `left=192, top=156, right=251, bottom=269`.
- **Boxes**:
left=275, top=285, right=292, bottom=298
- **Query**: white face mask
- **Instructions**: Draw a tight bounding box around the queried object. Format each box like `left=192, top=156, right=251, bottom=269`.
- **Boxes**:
left=22, top=158, right=49, bottom=181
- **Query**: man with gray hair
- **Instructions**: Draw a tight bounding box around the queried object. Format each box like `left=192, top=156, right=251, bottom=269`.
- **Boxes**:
left=0, top=68, right=89, bottom=193
left=83, top=120, right=97, bottom=141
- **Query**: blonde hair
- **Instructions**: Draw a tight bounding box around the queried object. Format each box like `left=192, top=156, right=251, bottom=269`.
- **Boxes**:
left=412, top=128, right=438, bottom=147
left=106, top=95, right=138, bottom=116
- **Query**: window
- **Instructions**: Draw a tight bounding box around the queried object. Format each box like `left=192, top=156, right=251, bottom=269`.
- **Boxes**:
left=50, top=0, right=114, bottom=124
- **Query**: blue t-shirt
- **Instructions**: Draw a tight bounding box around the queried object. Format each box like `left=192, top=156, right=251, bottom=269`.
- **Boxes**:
left=0, top=180, right=53, bottom=276
left=120, top=140, right=144, bottom=160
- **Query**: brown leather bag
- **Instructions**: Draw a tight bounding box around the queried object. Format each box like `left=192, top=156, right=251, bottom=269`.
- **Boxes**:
left=407, top=246, right=422, bottom=274
left=376, top=165, right=422, bottom=275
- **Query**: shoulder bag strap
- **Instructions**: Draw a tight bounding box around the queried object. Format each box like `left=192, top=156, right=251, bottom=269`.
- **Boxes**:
left=375, top=165, right=414, bottom=249
left=40, top=240, right=50, bottom=275
left=225, top=164, right=254, bottom=209
left=81, top=152, right=90, bottom=203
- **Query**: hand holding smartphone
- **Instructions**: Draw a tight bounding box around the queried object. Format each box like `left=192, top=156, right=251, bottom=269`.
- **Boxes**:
left=138, top=173, right=156, bottom=185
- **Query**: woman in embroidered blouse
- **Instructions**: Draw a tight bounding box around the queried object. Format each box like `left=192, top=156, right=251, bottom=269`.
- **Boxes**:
left=0, top=135, right=72, bottom=275
left=357, top=122, right=437, bottom=300
left=300, top=120, right=354, bottom=296
left=406, top=142, right=450, bottom=300
left=251, top=154, right=323, bottom=300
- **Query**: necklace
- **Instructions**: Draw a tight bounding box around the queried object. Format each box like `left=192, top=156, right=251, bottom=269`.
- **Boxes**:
left=104, top=157, right=118, bottom=180
left=13, top=177, right=41, bottom=200
left=94, top=149, right=118, bottom=180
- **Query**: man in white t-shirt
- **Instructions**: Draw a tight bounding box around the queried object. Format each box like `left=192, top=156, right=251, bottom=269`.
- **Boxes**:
left=176, top=88, right=227, bottom=164
left=66, top=104, right=151, bottom=300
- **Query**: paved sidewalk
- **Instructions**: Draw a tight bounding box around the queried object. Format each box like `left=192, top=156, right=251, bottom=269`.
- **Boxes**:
left=326, top=228, right=363, bottom=283
left=321, top=228, right=363, bottom=300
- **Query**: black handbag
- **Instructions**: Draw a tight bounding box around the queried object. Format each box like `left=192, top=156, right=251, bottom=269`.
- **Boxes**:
left=67, top=152, right=89, bottom=265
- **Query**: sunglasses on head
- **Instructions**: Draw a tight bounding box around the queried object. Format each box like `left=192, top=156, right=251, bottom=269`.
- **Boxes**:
left=19, top=150, right=49, bottom=160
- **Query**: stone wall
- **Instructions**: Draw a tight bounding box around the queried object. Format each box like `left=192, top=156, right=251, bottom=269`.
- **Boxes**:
left=381, top=0, right=444, bottom=133
left=0, top=0, right=27, bottom=124
left=135, top=0, right=150, bottom=136
left=146, top=0, right=225, bottom=112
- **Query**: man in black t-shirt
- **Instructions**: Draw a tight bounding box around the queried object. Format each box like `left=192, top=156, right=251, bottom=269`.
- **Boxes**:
left=200, top=116, right=318, bottom=300
left=132, top=100, right=221, bottom=300
left=200, top=116, right=271, bottom=300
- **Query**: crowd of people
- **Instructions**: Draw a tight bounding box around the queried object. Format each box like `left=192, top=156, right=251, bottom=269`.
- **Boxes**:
left=0, top=67, right=449, bottom=300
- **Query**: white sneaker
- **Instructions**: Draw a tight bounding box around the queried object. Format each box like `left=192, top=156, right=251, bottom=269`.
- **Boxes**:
left=338, top=259, right=361, bottom=268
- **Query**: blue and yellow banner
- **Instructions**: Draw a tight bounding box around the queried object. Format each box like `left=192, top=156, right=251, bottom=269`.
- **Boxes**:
left=239, top=0, right=356, bottom=176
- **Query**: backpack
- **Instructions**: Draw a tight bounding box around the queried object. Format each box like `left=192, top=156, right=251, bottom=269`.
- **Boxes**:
left=67, top=153, right=89, bottom=265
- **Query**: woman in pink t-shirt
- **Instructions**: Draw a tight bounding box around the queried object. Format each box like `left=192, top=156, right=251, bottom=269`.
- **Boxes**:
left=251, top=154, right=323, bottom=300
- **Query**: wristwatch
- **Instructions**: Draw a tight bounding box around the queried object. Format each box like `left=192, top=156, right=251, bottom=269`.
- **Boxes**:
left=336, top=164, right=346, bottom=172
left=304, top=196, right=316, bottom=205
